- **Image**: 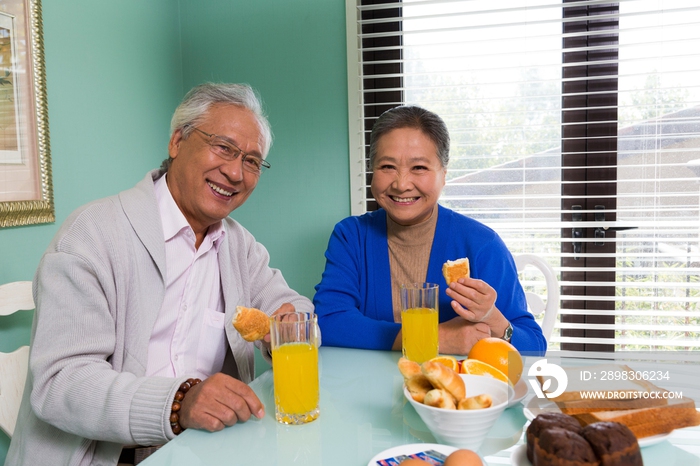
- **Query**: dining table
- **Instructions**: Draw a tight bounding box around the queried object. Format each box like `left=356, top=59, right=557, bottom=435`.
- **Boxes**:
left=141, top=346, right=700, bottom=466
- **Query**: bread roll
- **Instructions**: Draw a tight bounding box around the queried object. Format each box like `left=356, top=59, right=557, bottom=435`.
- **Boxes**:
left=424, top=388, right=457, bottom=409
left=421, top=360, right=466, bottom=402
left=457, top=394, right=492, bottom=410
left=232, top=306, right=270, bottom=342
left=442, top=258, right=470, bottom=285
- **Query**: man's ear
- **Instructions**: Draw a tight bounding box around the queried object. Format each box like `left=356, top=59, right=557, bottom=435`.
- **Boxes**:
left=168, top=129, right=184, bottom=159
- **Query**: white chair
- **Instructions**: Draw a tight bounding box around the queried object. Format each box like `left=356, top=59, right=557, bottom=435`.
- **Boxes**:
left=514, top=254, right=559, bottom=343
left=0, top=281, right=33, bottom=437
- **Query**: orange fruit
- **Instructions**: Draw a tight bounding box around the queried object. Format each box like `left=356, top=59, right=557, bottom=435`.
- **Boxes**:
left=468, top=337, right=523, bottom=385
left=460, top=359, right=510, bottom=385
left=429, top=355, right=459, bottom=372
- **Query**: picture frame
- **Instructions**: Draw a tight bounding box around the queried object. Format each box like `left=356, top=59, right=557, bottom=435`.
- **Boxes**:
left=0, top=0, right=52, bottom=228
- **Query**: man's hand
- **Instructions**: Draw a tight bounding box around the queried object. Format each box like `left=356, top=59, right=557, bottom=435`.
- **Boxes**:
left=261, top=303, right=296, bottom=345
left=437, top=317, right=491, bottom=355
left=178, top=373, right=264, bottom=432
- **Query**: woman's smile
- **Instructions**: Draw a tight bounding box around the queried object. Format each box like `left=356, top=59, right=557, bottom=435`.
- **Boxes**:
left=371, top=127, right=446, bottom=226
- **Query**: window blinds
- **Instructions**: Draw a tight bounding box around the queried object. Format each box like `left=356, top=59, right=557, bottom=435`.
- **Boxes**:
left=346, top=0, right=700, bottom=350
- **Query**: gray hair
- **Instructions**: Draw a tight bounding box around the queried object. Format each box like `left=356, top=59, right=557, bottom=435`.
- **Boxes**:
left=160, top=82, right=272, bottom=172
left=368, top=105, right=450, bottom=169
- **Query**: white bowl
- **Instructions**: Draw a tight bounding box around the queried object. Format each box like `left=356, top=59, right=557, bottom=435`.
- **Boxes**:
left=404, top=374, right=510, bottom=451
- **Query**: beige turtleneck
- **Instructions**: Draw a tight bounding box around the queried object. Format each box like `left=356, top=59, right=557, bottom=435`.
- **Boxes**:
left=387, top=206, right=438, bottom=322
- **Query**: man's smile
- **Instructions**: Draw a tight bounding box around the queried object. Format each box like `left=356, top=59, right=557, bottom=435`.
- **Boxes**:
left=207, top=181, right=234, bottom=197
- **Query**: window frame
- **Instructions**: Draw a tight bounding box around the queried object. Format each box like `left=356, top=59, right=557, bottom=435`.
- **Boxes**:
left=560, top=0, right=618, bottom=352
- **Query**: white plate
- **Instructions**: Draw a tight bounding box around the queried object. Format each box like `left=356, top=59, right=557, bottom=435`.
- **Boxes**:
left=367, top=443, right=458, bottom=466
left=508, top=378, right=528, bottom=408
left=510, top=444, right=530, bottom=466
left=636, top=433, right=672, bottom=448
left=522, top=398, right=671, bottom=448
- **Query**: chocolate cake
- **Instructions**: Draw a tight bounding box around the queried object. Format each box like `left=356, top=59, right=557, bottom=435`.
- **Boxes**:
left=580, top=422, right=643, bottom=466
left=526, top=412, right=582, bottom=463
left=534, top=427, right=600, bottom=466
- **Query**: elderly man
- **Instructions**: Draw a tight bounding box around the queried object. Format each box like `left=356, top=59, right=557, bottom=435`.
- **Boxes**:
left=6, top=83, right=313, bottom=465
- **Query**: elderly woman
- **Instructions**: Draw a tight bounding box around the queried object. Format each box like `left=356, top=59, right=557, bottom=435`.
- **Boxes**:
left=313, top=106, right=545, bottom=355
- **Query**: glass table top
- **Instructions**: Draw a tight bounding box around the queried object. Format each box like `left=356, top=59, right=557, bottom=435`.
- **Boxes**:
left=142, top=346, right=700, bottom=466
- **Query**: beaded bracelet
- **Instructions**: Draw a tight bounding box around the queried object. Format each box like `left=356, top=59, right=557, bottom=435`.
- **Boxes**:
left=170, top=378, right=201, bottom=435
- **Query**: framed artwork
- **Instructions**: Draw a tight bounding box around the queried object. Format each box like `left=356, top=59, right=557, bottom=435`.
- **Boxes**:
left=0, top=0, right=52, bottom=228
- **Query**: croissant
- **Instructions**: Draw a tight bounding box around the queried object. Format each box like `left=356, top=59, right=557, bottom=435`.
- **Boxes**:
left=424, top=389, right=457, bottom=410
left=398, top=357, right=422, bottom=380
left=405, top=374, right=434, bottom=403
left=421, top=360, right=466, bottom=402
left=231, top=306, right=270, bottom=342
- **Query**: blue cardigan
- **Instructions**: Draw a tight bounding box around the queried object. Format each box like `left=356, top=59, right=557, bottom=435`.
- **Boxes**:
left=313, top=205, right=546, bottom=354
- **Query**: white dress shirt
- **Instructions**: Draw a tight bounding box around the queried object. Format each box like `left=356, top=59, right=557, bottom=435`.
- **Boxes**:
left=146, top=174, right=227, bottom=379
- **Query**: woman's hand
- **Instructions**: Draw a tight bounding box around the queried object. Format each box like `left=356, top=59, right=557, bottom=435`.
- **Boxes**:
left=445, top=277, right=497, bottom=321
left=445, top=278, right=511, bottom=340
left=437, top=317, right=491, bottom=355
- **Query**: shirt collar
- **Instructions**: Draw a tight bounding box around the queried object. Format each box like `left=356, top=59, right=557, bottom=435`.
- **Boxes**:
left=154, top=174, right=226, bottom=249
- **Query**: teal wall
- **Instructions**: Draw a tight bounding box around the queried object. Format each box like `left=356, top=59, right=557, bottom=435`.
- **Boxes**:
left=0, top=1, right=183, bottom=460
left=0, top=0, right=348, bottom=462
left=177, top=0, right=349, bottom=297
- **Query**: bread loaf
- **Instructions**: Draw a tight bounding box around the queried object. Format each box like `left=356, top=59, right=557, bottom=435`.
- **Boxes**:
left=556, top=394, right=668, bottom=415
left=574, top=396, right=700, bottom=438
left=535, top=362, right=700, bottom=439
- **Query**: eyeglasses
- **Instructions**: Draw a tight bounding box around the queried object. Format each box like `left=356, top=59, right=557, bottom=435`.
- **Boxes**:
left=185, top=125, right=271, bottom=174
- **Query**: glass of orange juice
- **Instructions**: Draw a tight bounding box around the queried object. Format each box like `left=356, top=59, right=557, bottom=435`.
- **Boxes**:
left=401, top=283, right=439, bottom=363
left=270, top=311, right=320, bottom=424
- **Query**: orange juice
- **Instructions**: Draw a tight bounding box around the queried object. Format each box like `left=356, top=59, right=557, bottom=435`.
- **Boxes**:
left=272, top=341, right=319, bottom=423
left=401, top=306, right=439, bottom=363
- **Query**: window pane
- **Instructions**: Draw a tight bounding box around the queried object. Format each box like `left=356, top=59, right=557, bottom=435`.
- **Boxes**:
left=351, top=0, right=700, bottom=350
left=616, top=0, right=700, bottom=350
left=402, top=0, right=564, bottom=344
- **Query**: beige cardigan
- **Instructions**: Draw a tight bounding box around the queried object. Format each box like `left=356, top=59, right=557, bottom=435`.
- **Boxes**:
left=6, top=170, right=313, bottom=466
